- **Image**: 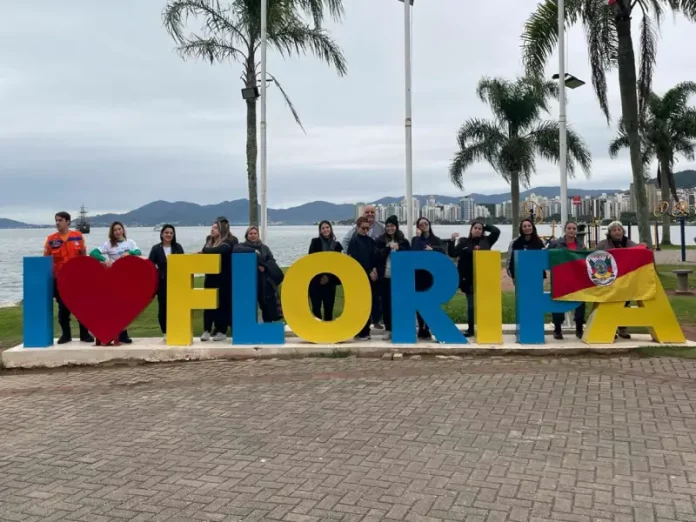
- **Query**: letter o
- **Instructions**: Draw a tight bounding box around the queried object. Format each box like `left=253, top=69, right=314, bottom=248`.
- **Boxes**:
left=281, top=252, right=371, bottom=344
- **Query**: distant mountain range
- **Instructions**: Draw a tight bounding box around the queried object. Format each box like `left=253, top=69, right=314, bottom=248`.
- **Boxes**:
left=2, top=170, right=695, bottom=229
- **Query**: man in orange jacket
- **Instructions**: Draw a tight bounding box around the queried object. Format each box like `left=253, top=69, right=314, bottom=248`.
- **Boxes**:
left=43, top=211, right=94, bottom=344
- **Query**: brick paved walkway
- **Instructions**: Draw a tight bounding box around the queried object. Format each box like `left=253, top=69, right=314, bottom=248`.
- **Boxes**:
left=1, top=356, right=696, bottom=522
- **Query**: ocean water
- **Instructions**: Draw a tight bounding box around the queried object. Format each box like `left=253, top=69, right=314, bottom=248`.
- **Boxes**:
left=0, top=223, right=691, bottom=306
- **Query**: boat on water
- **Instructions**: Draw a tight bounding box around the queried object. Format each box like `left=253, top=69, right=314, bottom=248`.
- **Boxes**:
left=75, top=205, right=91, bottom=234
left=153, top=223, right=163, bottom=232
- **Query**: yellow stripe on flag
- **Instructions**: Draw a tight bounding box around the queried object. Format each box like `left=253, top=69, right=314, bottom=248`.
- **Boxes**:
left=559, top=263, right=657, bottom=303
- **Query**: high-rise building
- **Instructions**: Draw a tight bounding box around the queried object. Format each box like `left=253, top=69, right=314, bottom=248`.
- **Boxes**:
left=354, top=203, right=366, bottom=220
left=459, top=196, right=477, bottom=222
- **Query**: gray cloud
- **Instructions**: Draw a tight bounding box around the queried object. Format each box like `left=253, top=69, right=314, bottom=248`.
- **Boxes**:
left=1, top=0, right=695, bottom=223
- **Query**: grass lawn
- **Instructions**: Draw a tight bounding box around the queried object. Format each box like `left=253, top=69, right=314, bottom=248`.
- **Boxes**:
left=2, top=265, right=696, bottom=357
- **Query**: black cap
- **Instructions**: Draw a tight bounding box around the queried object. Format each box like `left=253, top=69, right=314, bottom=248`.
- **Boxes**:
left=216, top=216, right=229, bottom=223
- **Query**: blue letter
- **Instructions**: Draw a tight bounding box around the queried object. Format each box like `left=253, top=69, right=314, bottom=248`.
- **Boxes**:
left=23, top=257, right=54, bottom=348
left=515, top=250, right=581, bottom=344
left=390, top=251, right=467, bottom=344
left=231, top=253, right=284, bottom=345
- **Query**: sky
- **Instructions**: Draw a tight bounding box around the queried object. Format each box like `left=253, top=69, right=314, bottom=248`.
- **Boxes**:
left=1, top=1, right=695, bottom=223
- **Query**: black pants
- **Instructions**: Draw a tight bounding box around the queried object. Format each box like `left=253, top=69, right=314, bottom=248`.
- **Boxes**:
left=552, top=303, right=586, bottom=330
left=371, top=282, right=383, bottom=325
left=53, top=280, right=90, bottom=339
left=157, top=281, right=167, bottom=334
left=309, top=279, right=337, bottom=321
left=204, top=283, right=232, bottom=334
left=378, top=278, right=392, bottom=331
left=466, top=292, right=475, bottom=333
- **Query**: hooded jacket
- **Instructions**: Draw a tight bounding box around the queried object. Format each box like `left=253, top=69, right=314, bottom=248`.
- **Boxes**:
left=448, top=224, right=500, bottom=293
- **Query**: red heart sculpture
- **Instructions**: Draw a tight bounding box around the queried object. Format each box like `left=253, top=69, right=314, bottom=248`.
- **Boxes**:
left=57, top=256, right=158, bottom=344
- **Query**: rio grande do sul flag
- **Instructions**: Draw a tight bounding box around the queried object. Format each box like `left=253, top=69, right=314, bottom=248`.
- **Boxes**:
left=549, top=247, right=657, bottom=302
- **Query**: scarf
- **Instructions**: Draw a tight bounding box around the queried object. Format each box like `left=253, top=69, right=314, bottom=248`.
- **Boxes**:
left=320, top=236, right=336, bottom=252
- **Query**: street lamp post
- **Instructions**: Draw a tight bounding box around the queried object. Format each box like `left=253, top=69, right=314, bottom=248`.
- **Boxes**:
left=399, top=0, right=414, bottom=240
left=260, top=0, right=268, bottom=241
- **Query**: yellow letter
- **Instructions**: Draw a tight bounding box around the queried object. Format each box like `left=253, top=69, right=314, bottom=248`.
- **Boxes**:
left=167, top=254, right=220, bottom=346
left=282, top=253, right=371, bottom=344
left=474, top=250, right=503, bottom=344
left=584, top=279, right=685, bottom=344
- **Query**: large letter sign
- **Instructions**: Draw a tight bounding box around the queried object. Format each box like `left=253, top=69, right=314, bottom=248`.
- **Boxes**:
left=281, top=252, right=370, bottom=344
left=20, top=250, right=685, bottom=347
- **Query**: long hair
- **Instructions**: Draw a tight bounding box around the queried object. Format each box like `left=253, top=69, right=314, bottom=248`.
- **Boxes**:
left=317, top=220, right=335, bottom=240
left=416, top=217, right=435, bottom=238
left=468, top=220, right=485, bottom=239
left=108, top=221, right=126, bottom=247
left=518, top=218, right=541, bottom=243
left=245, top=225, right=261, bottom=243
left=160, top=224, right=178, bottom=246
left=206, top=218, right=233, bottom=248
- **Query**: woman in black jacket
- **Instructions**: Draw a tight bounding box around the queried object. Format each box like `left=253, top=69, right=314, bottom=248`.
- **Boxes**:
left=242, top=226, right=284, bottom=323
left=201, top=217, right=238, bottom=342
left=308, top=220, right=343, bottom=321
left=148, top=224, right=184, bottom=339
left=448, top=221, right=500, bottom=337
left=375, top=215, right=410, bottom=340
left=411, top=217, right=445, bottom=340
left=505, top=219, right=545, bottom=280
left=348, top=216, right=379, bottom=341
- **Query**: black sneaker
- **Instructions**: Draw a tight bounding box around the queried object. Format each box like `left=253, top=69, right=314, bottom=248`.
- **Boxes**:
left=617, top=331, right=631, bottom=340
left=553, top=331, right=563, bottom=340
left=57, top=334, right=72, bottom=345
left=575, top=328, right=583, bottom=339
left=464, top=330, right=474, bottom=338
left=80, top=333, right=95, bottom=343
left=354, top=334, right=371, bottom=342
left=119, top=336, right=133, bottom=344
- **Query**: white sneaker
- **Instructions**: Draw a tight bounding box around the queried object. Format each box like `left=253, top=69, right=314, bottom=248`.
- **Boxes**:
left=163, top=334, right=167, bottom=342
left=201, top=331, right=211, bottom=341
left=383, top=331, right=392, bottom=340
left=213, top=332, right=227, bottom=342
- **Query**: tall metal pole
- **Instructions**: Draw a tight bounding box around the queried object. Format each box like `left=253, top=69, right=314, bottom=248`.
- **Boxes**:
left=403, top=0, right=414, bottom=240
left=260, top=0, right=268, bottom=240
left=558, top=0, right=568, bottom=227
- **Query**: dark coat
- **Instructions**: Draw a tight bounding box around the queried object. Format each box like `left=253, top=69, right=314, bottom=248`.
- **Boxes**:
left=506, top=235, right=545, bottom=280
left=238, top=242, right=283, bottom=322
left=148, top=243, right=184, bottom=282
left=201, top=236, right=238, bottom=289
left=448, top=225, right=500, bottom=293
left=410, top=234, right=445, bottom=291
left=375, top=233, right=410, bottom=279
left=308, top=237, right=343, bottom=285
left=347, top=234, right=378, bottom=276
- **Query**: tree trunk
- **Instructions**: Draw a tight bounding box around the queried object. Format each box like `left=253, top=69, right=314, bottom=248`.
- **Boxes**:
left=510, top=172, right=520, bottom=233
left=659, top=158, right=672, bottom=244
left=245, top=58, right=259, bottom=226
left=614, top=14, right=652, bottom=247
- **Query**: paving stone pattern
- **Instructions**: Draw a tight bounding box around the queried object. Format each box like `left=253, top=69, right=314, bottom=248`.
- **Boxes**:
left=1, top=356, right=696, bottom=521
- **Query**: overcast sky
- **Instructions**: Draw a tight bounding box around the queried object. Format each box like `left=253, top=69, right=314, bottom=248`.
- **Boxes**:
left=1, top=1, right=695, bottom=223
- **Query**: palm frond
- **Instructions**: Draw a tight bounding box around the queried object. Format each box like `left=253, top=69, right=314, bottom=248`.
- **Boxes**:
left=662, top=81, right=696, bottom=114
left=581, top=0, right=616, bottom=122
left=176, top=35, right=247, bottom=63
left=163, top=0, right=250, bottom=48
left=450, top=119, right=507, bottom=189
left=267, top=21, right=347, bottom=75
left=608, top=133, right=630, bottom=158
left=527, top=120, right=592, bottom=178
left=293, top=0, right=345, bottom=26
left=637, top=9, right=658, bottom=116
left=265, top=72, right=306, bottom=133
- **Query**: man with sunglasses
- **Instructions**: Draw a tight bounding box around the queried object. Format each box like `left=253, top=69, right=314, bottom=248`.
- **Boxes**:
left=341, top=205, right=386, bottom=328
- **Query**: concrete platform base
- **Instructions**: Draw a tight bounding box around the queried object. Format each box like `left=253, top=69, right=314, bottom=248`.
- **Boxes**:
left=4, top=327, right=693, bottom=369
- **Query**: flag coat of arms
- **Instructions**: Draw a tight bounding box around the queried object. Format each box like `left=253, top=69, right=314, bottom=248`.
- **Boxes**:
left=549, top=247, right=657, bottom=302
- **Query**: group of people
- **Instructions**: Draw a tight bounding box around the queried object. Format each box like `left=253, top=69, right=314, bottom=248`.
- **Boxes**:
left=506, top=217, right=639, bottom=340
left=308, top=204, right=502, bottom=341
left=44, top=212, right=283, bottom=345
left=44, top=207, right=640, bottom=345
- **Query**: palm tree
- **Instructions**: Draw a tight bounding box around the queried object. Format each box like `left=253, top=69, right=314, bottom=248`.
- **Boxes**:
left=449, top=77, right=591, bottom=232
left=522, top=0, right=696, bottom=247
left=163, top=0, right=347, bottom=225
left=609, top=81, right=696, bottom=244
